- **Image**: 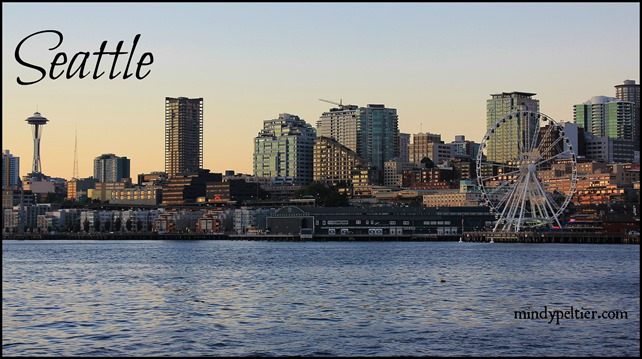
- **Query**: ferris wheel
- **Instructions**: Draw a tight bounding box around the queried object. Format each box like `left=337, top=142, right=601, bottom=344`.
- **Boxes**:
left=476, top=110, right=577, bottom=232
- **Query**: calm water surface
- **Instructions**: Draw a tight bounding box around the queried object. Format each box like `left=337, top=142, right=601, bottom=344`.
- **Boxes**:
left=2, top=240, right=640, bottom=356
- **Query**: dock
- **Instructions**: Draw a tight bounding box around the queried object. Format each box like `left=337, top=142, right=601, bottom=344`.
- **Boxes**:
left=3, top=231, right=639, bottom=244
left=462, top=231, right=639, bottom=244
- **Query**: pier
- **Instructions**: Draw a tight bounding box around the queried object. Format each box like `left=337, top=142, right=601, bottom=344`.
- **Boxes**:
left=462, top=231, right=639, bottom=244
left=3, top=231, right=639, bottom=243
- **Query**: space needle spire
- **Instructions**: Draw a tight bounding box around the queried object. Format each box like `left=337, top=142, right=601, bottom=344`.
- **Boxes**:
left=25, top=111, right=49, bottom=175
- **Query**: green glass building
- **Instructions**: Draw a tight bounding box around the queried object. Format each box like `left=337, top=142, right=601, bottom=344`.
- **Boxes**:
left=253, top=113, right=316, bottom=186
left=485, top=92, right=540, bottom=164
left=573, top=96, right=634, bottom=140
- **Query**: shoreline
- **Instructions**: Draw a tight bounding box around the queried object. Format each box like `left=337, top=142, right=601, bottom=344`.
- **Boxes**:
left=3, top=231, right=639, bottom=244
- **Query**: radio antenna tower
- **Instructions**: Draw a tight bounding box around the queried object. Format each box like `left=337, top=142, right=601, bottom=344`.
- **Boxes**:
left=73, top=126, right=79, bottom=180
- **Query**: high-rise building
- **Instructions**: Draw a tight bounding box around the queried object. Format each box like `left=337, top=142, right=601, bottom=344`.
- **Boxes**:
left=573, top=96, right=634, bottom=141
left=615, top=79, right=640, bottom=150
left=486, top=92, right=540, bottom=164
left=253, top=113, right=316, bottom=186
left=2, top=150, right=20, bottom=188
left=317, top=103, right=399, bottom=171
left=165, top=97, right=203, bottom=177
left=93, top=153, right=131, bottom=182
left=357, top=104, right=399, bottom=171
left=316, top=104, right=360, bottom=153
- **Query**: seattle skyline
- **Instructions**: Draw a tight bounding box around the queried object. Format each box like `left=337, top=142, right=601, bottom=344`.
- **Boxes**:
left=2, top=2, right=640, bottom=180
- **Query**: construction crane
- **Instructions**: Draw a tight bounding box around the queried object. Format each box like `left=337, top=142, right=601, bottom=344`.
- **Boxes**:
left=319, top=98, right=346, bottom=109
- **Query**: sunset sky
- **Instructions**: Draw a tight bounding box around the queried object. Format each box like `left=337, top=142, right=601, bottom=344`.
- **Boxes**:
left=2, top=2, right=639, bottom=180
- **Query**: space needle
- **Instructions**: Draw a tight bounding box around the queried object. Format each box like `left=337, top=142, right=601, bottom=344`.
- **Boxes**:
left=25, top=111, right=49, bottom=176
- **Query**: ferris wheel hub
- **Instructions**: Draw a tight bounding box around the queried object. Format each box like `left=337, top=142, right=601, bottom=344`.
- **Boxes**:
left=528, top=163, right=536, bottom=173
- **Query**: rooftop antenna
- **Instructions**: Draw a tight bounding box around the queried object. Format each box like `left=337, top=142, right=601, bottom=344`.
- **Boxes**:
left=73, top=126, right=78, bottom=180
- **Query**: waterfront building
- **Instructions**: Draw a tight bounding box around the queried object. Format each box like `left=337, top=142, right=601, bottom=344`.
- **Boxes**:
left=486, top=92, right=540, bottom=164
left=196, top=209, right=234, bottom=234
left=93, top=154, right=130, bottom=182
left=267, top=205, right=495, bottom=236
left=615, top=80, right=640, bottom=150
left=253, top=113, right=316, bottom=186
left=119, top=209, right=161, bottom=232
left=233, top=206, right=277, bottom=234
left=3, top=203, right=54, bottom=233
left=79, top=209, right=162, bottom=233
left=165, top=97, right=203, bottom=177
left=313, top=136, right=364, bottom=188
left=36, top=208, right=82, bottom=233
left=2, top=150, right=20, bottom=188
left=152, top=209, right=203, bottom=233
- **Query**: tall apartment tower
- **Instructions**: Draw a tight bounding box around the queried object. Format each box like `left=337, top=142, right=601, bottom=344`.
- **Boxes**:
left=93, top=153, right=131, bottom=182
left=317, top=103, right=399, bottom=171
left=2, top=150, right=20, bottom=188
left=615, top=79, right=640, bottom=150
left=573, top=96, right=634, bottom=140
left=486, top=92, right=540, bottom=164
left=253, top=113, right=316, bottom=186
left=165, top=97, right=203, bottom=177
left=316, top=104, right=360, bottom=153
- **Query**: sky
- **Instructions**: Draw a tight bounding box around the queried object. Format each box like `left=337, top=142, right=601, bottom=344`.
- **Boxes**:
left=2, top=2, right=640, bottom=180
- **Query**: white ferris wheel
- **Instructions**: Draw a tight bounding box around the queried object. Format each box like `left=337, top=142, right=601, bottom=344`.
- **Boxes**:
left=476, top=110, right=578, bottom=232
